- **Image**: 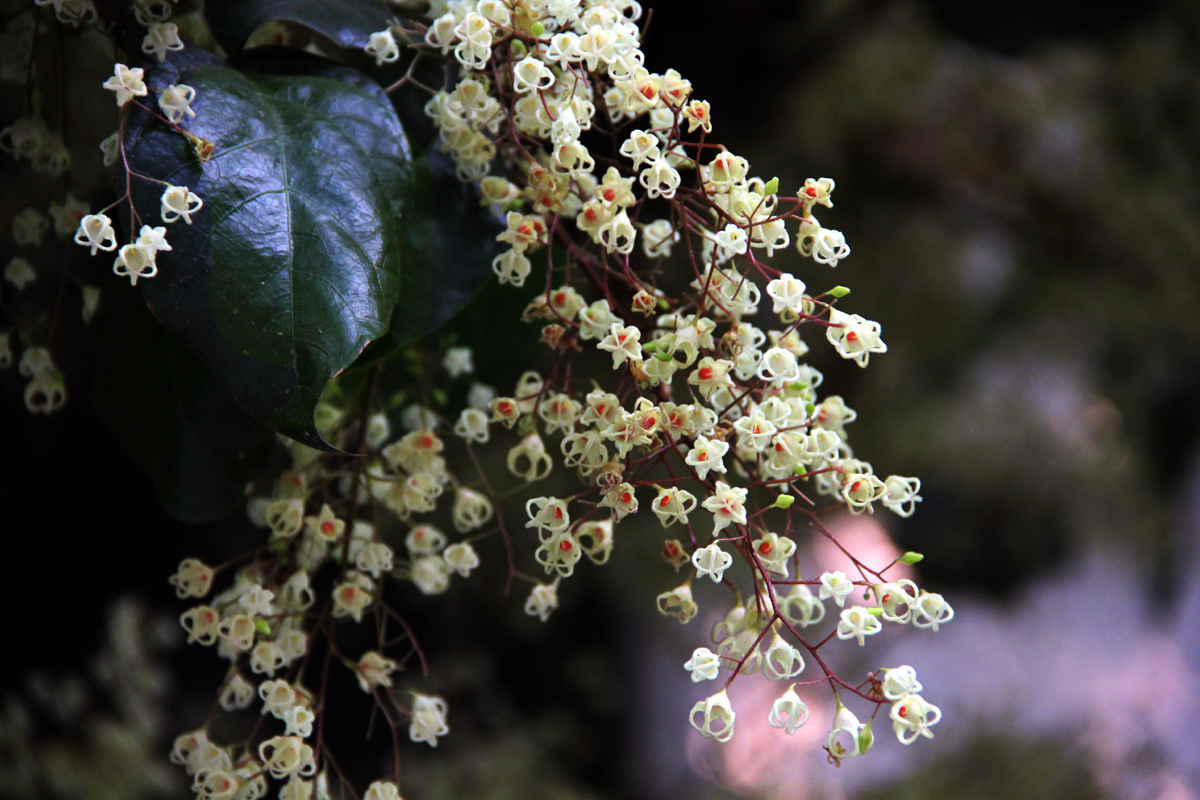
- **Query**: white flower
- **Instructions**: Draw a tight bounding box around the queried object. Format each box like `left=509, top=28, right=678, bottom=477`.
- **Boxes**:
left=827, top=704, right=868, bottom=758
left=701, top=481, right=748, bottom=536
left=356, top=651, right=399, bottom=693
left=768, top=684, right=809, bottom=734
left=596, top=322, right=643, bottom=368
left=826, top=308, right=886, bottom=368
left=875, top=580, right=918, bottom=623
left=5, top=257, right=36, bottom=290
left=751, top=532, right=796, bottom=577
left=881, top=665, right=923, bottom=701
left=365, top=29, right=400, bottom=65
left=112, top=243, right=157, bottom=285
left=158, top=84, right=196, bottom=124
left=411, top=555, right=451, bottom=595
left=684, top=434, right=728, bottom=481
left=142, top=22, right=184, bottom=61
left=689, top=689, right=735, bottom=743
left=364, top=781, right=401, bottom=800
left=779, top=583, right=825, bottom=627
left=160, top=184, right=203, bottom=224
left=766, top=273, right=808, bottom=317
left=443, top=346, right=473, bottom=377
left=691, top=543, right=732, bottom=583
left=762, top=634, right=805, bottom=680
left=102, top=64, right=147, bottom=106
left=443, top=542, right=479, bottom=577
left=818, top=571, right=853, bottom=607
left=882, top=475, right=922, bottom=517
left=836, top=605, right=882, bottom=646
left=524, top=580, right=559, bottom=622
left=890, top=694, right=941, bottom=744
left=409, top=694, right=449, bottom=746
left=912, top=591, right=954, bottom=631
left=683, top=647, right=721, bottom=682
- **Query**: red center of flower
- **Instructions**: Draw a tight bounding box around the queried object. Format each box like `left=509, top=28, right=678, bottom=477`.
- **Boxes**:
left=660, top=495, right=672, bottom=507
left=554, top=291, right=567, bottom=306
left=698, top=367, right=713, bottom=381
left=554, top=507, right=563, bottom=519
left=321, top=521, right=336, bottom=535
left=759, top=542, right=773, bottom=555
left=499, top=401, right=514, bottom=414
left=621, top=491, right=633, bottom=504
left=664, top=543, right=680, bottom=557
left=602, top=188, right=616, bottom=202
left=420, top=435, right=434, bottom=449
left=640, top=84, right=655, bottom=100
left=806, top=187, right=818, bottom=198
left=584, top=208, right=597, bottom=222
left=846, top=331, right=858, bottom=342
left=898, top=706, right=908, bottom=718
left=560, top=540, right=573, bottom=552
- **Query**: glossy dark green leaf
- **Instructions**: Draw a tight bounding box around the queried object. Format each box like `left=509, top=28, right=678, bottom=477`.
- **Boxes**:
left=205, top=0, right=392, bottom=60
left=89, top=283, right=275, bottom=523
left=350, top=146, right=505, bottom=368
left=124, top=50, right=410, bottom=447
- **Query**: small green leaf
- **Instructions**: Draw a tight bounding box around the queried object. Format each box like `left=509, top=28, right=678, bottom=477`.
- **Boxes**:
left=205, top=0, right=393, bottom=60
left=828, top=285, right=851, bottom=298
left=899, top=551, right=925, bottom=565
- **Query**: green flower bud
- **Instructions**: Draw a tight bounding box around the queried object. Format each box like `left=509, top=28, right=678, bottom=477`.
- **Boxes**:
left=857, top=721, right=874, bottom=754
left=828, top=285, right=851, bottom=298
left=899, top=551, right=924, bottom=565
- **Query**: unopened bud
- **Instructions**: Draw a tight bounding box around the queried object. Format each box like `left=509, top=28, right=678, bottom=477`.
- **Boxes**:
left=857, top=721, right=874, bottom=754
left=773, top=494, right=794, bottom=509
left=899, top=551, right=924, bottom=565
left=254, top=619, right=272, bottom=635
left=866, top=607, right=884, bottom=618
left=828, top=285, right=850, bottom=298
left=763, top=176, right=779, bottom=196
left=530, top=21, right=545, bottom=36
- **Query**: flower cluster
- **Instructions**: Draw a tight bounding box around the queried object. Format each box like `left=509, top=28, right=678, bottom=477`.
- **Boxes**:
left=0, top=0, right=953, bottom=792
left=363, top=0, right=953, bottom=757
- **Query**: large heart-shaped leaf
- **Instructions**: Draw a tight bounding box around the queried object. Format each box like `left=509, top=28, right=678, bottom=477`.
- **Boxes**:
left=123, top=49, right=411, bottom=447
left=205, top=0, right=392, bottom=61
